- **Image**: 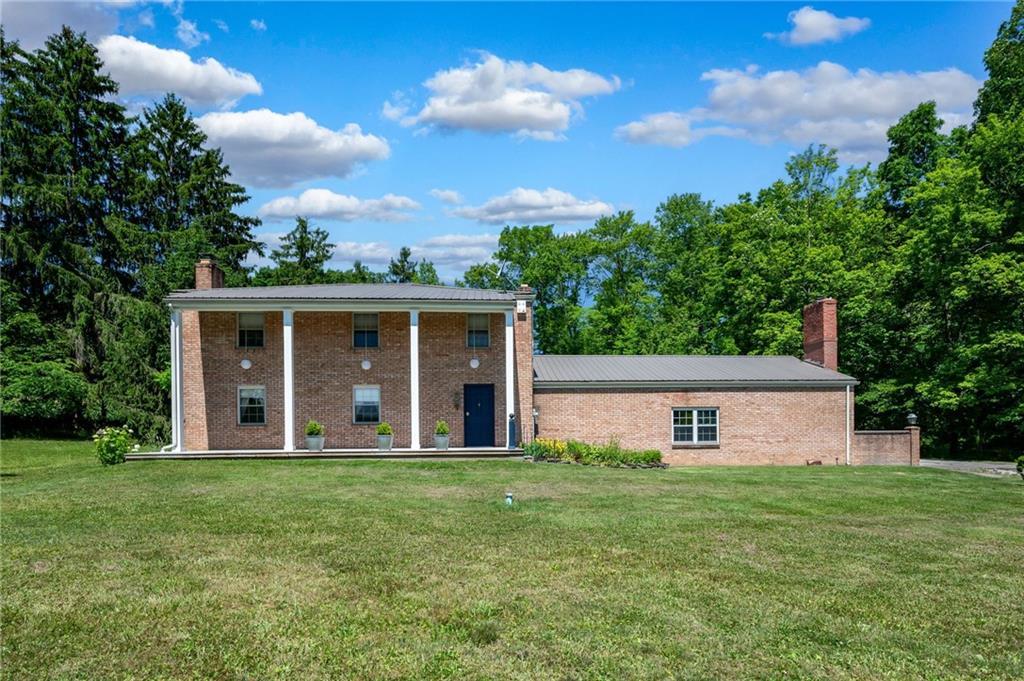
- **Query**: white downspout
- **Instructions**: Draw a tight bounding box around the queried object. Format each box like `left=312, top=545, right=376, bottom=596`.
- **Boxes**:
left=845, top=384, right=851, bottom=465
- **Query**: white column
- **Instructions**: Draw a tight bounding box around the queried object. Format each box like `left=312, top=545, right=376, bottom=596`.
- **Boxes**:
left=170, top=309, right=184, bottom=452
left=410, top=309, right=420, bottom=449
left=505, top=310, right=515, bottom=447
left=283, top=309, right=294, bottom=451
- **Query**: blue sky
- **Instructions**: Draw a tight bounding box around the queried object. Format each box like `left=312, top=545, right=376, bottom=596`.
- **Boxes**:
left=5, top=2, right=1012, bottom=279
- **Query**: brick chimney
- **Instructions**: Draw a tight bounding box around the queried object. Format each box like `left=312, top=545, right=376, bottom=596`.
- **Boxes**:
left=195, top=257, right=223, bottom=290
left=803, top=297, right=838, bottom=371
left=513, top=284, right=536, bottom=445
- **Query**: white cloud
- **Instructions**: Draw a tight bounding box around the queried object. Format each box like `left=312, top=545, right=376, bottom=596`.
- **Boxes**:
left=396, top=53, right=620, bottom=139
left=214, top=19, right=229, bottom=33
left=196, top=109, right=391, bottom=187
left=411, top=233, right=500, bottom=267
left=137, top=9, right=155, bottom=29
left=0, top=1, right=119, bottom=49
left=429, top=188, right=464, bottom=205
left=258, top=189, right=420, bottom=222
left=250, top=18, right=266, bottom=31
left=332, top=241, right=393, bottom=265
left=617, top=61, right=981, bottom=162
left=175, top=17, right=208, bottom=48
left=453, top=187, right=613, bottom=225
left=97, top=35, right=262, bottom=108
left=765, top=7, right=870, bottom=46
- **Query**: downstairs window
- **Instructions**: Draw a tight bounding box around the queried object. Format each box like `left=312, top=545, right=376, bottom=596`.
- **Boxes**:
left=672, top=407, right=718, bottom=445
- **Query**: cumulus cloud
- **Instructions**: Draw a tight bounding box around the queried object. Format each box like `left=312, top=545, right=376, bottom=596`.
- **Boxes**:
left=175, top=17, right=208, bottom=48
left=616, top=61, right=981, bottom=162
left=332, top=241, right=393, bottom=265
left=453, top=187, right=613, bottom=225
left=258, top=189, right=420, bottom=222
left=0, top=1, right=119, bottom=49
left=97, top=35, right=262, bottom=107
left=392, top=53, right=620, bottom=140
left=411, top=233, right=500, bottom=267
left=429, top=188, right=464, bottom=205
left=765, top=6, right=870, bottom=46
left=196, top=109, right=391, bottom=187
left=250, top=18, right=266, bottom=31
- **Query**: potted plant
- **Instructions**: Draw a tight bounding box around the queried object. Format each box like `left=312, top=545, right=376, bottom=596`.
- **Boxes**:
left=376, top=421, right=393, bottom=451
left=434, top=420, right=450, bottom=450
left=305, top=419, right=325, bottom=451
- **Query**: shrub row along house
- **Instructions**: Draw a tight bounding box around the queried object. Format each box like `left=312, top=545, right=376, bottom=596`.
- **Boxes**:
left=163, top=258, right=919, bottom=465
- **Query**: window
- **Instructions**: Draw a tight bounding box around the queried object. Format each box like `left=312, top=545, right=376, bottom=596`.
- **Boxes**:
left=237, top=312, right=264, bottom=348
left=467, top=313, right=490, bottom=348
left=672, top=407, right=718, bottom=445
left=353, top=313, right=379, bottom=348
left=353, top=385, right=380, bottom=424
left=238, top=386, right=266, bottom=425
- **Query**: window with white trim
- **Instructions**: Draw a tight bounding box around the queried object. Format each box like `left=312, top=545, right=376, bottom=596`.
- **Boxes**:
left=353, top=313, right=379, bottom=348
left=353, top=385, right=380, bottom=424
left=672, top=407, right=718, bottom=444
left=237, top=312, right=264, bottom=348
left=238, top=386, right=266, bottom=425
left=467, top=313, right=490, bottom=348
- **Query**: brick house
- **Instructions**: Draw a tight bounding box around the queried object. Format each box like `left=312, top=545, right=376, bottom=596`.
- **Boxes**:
left=164, top=259, right=919, bottom=464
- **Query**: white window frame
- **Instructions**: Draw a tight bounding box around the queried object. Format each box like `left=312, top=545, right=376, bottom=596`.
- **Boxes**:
left=467, top=313, right=490, bottom=348
left=672, top=407, right=719, bottom=445
left=353, top=384, right=381, bottom=424
left=353, top=312, right=379, bottom=349
left=237, top=385, right=267, bottom=426
left=236, top=312, right=265, bottom=349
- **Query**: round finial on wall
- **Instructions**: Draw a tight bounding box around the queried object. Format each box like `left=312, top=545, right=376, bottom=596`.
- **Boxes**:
left=361, top=359, right=372, bottom=370
left=240, top=359, right=252, bottom=370
left=469, top=358, right=480, bottom=369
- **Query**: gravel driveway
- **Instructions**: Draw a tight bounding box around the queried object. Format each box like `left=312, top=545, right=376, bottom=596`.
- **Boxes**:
left=920, top=459, right=1019, bottom=478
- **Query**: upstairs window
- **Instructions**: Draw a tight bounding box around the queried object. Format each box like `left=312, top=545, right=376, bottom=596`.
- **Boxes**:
left=467, top=313, right=490, bottom=348
left=672, top=408, right=719, bottom=445
left=354, top=385, right=380, bottom=424
left=237, top=312, right=264, bottom=348
left=238, top=386, right=266, bottom=425
left=353, top=313, right=379, bottom=348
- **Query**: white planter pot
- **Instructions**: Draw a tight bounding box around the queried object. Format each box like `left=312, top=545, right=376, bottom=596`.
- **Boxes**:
left=377, top=434, right=393, bottom=451
left=434, top=434, right=449, bottom=451
left=305, top=435, right=324, bottom=452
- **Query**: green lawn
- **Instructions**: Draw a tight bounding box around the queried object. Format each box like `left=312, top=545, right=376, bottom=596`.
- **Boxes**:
left=2, top=440, right=1022, bottom=680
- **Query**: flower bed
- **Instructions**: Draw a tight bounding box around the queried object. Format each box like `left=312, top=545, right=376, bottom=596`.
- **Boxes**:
left=523, top=438, right=665, bottom=468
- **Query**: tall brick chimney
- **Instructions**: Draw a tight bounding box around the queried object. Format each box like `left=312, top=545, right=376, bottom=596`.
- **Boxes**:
left=513, top=283, right=535, bottom=445
left=803, top=297, right=838, bottom=371
left=195, top=257, right=223, bottom=290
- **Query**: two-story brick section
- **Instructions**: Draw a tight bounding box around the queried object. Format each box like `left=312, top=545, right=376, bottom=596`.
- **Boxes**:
left=164, top=258, right=919, bottom=465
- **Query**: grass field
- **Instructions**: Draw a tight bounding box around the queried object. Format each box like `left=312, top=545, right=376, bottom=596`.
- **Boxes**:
left=2, top=440, right=1022, bottom=679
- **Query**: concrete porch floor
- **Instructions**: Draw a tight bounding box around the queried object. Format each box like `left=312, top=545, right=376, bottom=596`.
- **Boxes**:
left=127, top=447, right=523, bottom=461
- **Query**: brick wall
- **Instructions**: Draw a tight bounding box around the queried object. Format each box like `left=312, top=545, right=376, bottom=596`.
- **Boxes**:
left=418, top=312, right=506, bottom=448
left=852, top=428, right=920, bottom=465
left=533, top=386, right=850, bottom=465
left=513, top=290, right=534, bottom=445
left=183, top=311, right=285, bottom=450
left=803, top=298, right=838, bottom=371
left=182, top=309, right=511, bottom=451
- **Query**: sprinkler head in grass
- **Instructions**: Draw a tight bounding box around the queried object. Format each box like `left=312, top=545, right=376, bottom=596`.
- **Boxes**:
left=505, top=492, right=513, bottom=506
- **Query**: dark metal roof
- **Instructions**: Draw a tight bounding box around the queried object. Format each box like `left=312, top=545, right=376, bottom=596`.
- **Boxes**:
left=166, top=283, right=515, bottom=303
left=533, top=354, right=857, bottom=385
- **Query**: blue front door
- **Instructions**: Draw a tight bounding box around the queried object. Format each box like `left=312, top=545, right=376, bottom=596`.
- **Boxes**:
left=464, top=384, right=495, bottom=447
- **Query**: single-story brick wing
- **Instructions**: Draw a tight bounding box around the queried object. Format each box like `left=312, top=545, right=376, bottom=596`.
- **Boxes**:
left=162, top=258, right=919, bottom=464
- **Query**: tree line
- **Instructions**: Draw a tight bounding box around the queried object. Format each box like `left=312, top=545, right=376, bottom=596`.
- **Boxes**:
left=2, top=4, right=1022, bottom=456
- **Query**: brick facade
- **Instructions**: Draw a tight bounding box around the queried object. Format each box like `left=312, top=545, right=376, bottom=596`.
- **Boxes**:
left=803, top=298, right=838, bottom=371
left=534, top=386, right=851, bottom=465
left=513, top=287, right=535, bottom=445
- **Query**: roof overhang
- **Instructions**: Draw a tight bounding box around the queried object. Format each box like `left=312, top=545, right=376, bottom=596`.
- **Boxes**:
left=164, top=298, right=515, bottom=313
left=533, top=379, right=860, bottom=390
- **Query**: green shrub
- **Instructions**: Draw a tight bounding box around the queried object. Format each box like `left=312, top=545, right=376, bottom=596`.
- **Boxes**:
left=1016, top=455, right=1024, bottom=482
left=305, top=420, right=324, bottom=437
left=526, top=437, right=661, bottom=466
left=376, top=422, right=393, bottom=436
left=93, top=425, right=136, bottom=466
left=435, top=420, right=450, bottom=435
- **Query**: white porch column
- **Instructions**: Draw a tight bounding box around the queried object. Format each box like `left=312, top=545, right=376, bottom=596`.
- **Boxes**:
left=170, top=308, right=184, bottom=452
left=283, top=309, right=295, bottom=451
left=505, top=310, right=515, bottom=447
left=410, top=309, right=420, bottom=449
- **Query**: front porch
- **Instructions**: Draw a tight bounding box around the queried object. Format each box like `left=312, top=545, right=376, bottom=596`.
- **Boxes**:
left=129, top=447, right=523, bottom=461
